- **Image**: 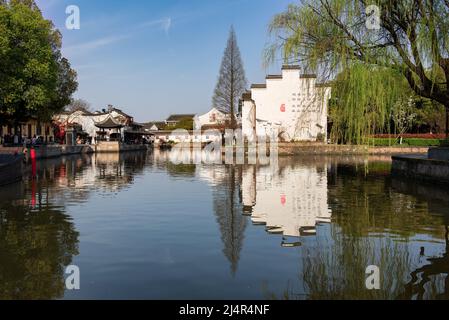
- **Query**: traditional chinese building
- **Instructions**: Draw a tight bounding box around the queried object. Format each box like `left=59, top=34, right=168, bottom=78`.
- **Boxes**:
left=53, top=106, right=147, bottom=144
left=240, top=65, right=331, bottom=142
left=195, top=107, right=229, bottom=129
left=0, top=118, right=55, bottom=145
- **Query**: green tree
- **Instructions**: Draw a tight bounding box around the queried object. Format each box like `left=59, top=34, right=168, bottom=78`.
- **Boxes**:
left=0, top=0, right=77, bottom=125
left=212, top=26, right=247, bottom=129
left=266, top=1, right=449, bottom=138
left=414, top=99, right=447, bottom=133
left=172, top=118, right=194, bottom=130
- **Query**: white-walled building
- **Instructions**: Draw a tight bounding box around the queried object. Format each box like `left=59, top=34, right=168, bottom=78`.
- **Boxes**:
left=241, top=65, right=331, bottom=142
left=53, top=108, right=136, bottom=143
left=195, top=107, right=229, bottom=129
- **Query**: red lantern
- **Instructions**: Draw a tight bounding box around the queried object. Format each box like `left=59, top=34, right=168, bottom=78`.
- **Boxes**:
left=280, top=104, right=286, bottom=112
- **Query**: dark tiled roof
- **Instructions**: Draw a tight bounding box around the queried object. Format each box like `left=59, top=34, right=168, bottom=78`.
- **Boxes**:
left=315, top=83, right=332, bottom=88
left=111, top=108, right=132, bottom=118
left=144, top=121, right=165, bottom=127
left=242, top=91, right=252, bottom=100
left=94, top=116, right=124, bottom=129
left=251, top=84, right=267, bottom=89
left=300, top=74, right=317, bottom=79
left=201, top=124, right=227, bottom=132
left=166, top=114, right=195, bottom=122
left=282, top=65, right=301, bottom=70
left=266, top=75, right=282, bottom=79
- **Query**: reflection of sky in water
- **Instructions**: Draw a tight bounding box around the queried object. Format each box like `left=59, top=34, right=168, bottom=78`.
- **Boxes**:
left=0, top=150, right=449, bottom=299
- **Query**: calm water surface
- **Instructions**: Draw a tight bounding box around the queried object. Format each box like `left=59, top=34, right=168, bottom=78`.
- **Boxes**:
left=0, top=150, right=448, bottom=300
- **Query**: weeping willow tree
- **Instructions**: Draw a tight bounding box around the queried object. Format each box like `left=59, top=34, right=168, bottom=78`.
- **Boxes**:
left=330, top=63, right=414, bottom=144
left=265, top=0, right=449, bottom=141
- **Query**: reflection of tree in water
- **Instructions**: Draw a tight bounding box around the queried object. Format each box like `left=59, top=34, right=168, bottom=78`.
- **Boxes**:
left=0, top=183, right=79, bottom=299
left=212, top=165, right=247, bottom=276
left=326, top=164, right=445, bottom=238
left=266, top=161, right=449, bottom=300
left=301, top=232, right=412, bottom=299
left=302, top=167, right=449, bottom=300
left=399, top=226, right=449, bottom=299
left=0, top=152, right=150, bottom=299
left=165, top=163, right=196, bottom=178
left=392, top=179, right=449, bottom=300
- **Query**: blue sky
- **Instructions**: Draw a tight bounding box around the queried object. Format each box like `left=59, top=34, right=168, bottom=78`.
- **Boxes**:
left=36, top=0, right=292, bottom=122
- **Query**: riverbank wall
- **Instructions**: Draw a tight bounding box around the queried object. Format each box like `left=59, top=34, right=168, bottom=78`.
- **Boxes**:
left=0, top=154, right=24, bottom=186
left=0, top=143, right=149, bottom=159
left=185, top=143, right=429, bottom=156
left=0, top=145, right=95, bottom=159
left=392, top=154, right=449, bottom=184
left=276, top=143, right=429, bottom=156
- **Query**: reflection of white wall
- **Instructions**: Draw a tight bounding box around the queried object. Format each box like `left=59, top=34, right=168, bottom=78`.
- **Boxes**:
left=243, top=165, right=331, bottom=237
left=242, top=165, right=256, bottom=210
left=195, top=164, right=228, bottom=186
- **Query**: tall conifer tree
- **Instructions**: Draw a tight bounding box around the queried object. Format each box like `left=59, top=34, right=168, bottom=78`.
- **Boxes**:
left=212, top=26, right=247, bottom=128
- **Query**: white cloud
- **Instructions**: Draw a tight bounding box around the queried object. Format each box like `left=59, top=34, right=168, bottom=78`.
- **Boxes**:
left=62, top=16, right=173, bottom=57
left=140, top=17, right=172, bottom=35
left=64, top=35, right=130, bottom=56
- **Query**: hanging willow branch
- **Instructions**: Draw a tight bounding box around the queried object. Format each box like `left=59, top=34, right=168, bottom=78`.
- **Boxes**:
left=265, top=0, right=449, bottom=142
left=330, top=63, right=413, bottom=144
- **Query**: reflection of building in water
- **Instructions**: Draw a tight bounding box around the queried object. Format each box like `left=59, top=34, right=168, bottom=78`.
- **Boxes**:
left=242, top=164, right=331, bottom=238
left=0, top=170, right=79, bottom=299
left=22, top=152, right=147, bottom=207
left=93, top=152, right=146, bottom=193
left=159, top=146, right=223, bottom=167
left=152, top=148, right=227, bottom=184
left=195, top=164, right=227, bottom=186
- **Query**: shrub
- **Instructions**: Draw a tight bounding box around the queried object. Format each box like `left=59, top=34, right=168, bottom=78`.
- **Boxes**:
left=364, top=138, right=398, bottom=146
left=371, top=133, right=446, bottom=139
left=364, top=138, right=444, bottom=147
left=316, top=132, right=326, bottom=143
left=403, top=138, right=442, bottom=146
left=441, top=139, right=449, bottom=147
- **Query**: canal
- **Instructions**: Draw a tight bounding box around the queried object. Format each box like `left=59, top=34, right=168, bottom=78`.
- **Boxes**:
left=0, top=150, right=448, bottom=300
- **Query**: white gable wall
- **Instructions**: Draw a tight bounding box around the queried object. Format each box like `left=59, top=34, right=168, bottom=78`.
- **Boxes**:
left=249, top=68, right=331, bottom=142
left=197, top=108, right=228, bottom=127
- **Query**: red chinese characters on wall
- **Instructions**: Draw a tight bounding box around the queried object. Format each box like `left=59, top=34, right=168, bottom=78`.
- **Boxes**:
left=281, top=194, right=286, bottom=206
